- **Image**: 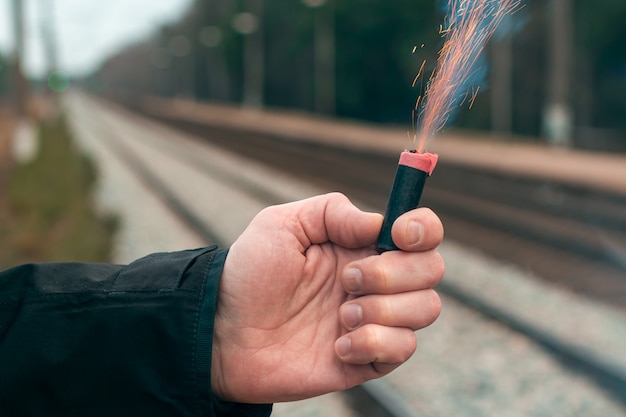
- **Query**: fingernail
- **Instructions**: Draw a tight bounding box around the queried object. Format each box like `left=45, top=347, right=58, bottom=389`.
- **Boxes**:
left=408, top=220, right=424, bottom=246
left=343, top=268, right=363, bottom=293
left=336, top=337, right=351, bottom=358
left=342, top=304, right=363, bottom=330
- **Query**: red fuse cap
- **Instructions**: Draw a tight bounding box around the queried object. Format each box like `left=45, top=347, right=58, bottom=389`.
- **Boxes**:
left=399, top=150, right=438, bottom=175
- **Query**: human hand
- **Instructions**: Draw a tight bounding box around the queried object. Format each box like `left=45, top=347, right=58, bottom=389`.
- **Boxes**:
left=212, top=193, right=444, bottom=403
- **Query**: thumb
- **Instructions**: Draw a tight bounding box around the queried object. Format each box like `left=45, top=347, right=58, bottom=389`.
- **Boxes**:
left=296, top=193, right=383, bottom=249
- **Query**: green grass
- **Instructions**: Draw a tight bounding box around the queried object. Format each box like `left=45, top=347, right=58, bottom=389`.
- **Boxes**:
left=2, top=115, right=117, bottom=268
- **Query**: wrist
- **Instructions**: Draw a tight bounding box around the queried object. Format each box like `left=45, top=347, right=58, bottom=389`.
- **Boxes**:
left=210, top=336, right=227, bottom=400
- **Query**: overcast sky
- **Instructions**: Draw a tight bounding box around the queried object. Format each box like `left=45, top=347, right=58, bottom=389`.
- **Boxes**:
left=0, top=0, right=192, bottom=77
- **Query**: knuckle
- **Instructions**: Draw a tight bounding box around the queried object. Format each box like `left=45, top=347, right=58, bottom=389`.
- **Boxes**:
left=364, top=325, right=383, bottom=352
left=423, top=290, right=442, bottom=320
left=375, top=297, right=393, bottom=323
left=326, top=191, right=349, bottom=205
left=376, top=263, right=392, bottom=293
left=397, top=331, right=417, bottom=361
left=426, top=250, right=445, bottom=286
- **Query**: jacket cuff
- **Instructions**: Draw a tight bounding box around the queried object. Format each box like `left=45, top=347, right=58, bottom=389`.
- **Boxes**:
left=195, top=248, right=272, bottom=417
left=213, top=400, right=273, bottom=417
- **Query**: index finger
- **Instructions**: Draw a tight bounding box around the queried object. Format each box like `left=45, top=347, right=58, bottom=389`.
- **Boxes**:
left=341, top=249, right=444, bottom=296
left=290, top=192, right=384, bottom=250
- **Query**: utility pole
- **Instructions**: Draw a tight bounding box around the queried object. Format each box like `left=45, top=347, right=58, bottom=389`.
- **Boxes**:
left=303, top=0, right=335, bottom=115
left=245, top=0, right=264, bottom=108
left=11, top=0, right=29, bottom=116
left=543, top=0, right=573, bottom=146
left=232, top=0, right=264, bottom=108
left=40, top=0, right=58, bottom=77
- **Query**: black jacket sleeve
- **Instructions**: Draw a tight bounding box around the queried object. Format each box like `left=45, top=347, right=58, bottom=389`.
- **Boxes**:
left=0, top=247, right=272, bottom=417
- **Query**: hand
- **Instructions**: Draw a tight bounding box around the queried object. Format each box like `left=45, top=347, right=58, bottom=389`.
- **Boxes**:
left=212, top=193, right=444, bottom=403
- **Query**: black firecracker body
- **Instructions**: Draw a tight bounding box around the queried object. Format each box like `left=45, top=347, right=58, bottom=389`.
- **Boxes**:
left=376, top=164, right=429, bottom=252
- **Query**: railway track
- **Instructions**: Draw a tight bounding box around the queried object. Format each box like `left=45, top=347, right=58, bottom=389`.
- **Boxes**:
left=154, top=119, right=626, bottom=311
left=142, top=116, right=626, bottom=412
left=67, top=94, right=626, bottom=416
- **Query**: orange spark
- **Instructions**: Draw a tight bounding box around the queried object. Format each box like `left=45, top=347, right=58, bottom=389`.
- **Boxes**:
left=412, top=60, right=427, bottom=88
left=469, top=85, right=481, bottom=109
left=412, top=0, right=522, bottom=152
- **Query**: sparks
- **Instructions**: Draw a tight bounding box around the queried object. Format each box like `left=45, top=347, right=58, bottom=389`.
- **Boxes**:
left=413, top=0, right=522, bottom=153
left=412, top=60, right=427, bottom=88
left=468, top=85, right=481, bottom=109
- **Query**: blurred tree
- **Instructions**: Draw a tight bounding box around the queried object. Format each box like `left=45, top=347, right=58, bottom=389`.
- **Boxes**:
left=39, top=0, right=58, bottom=81
left=490, top=15, right=514, bottom=137
left=89, top=0, right=626, bottom=150
left=332, top=0, right=439, bottom=123
left=0, top=53, right=9, bottom=98
left=264, top=0, right=315, bottom=110
left=575, top=0, right=626, bottom=137
left=543, top=0, right=574, bottom=147
left=11, top=0, right=29, bottom=116
left=301, top=0, right=335, bottom=115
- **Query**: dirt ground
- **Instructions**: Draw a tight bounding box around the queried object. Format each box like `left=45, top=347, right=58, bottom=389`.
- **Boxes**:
left=0, top=108, right=14, bottom=192
left=0, top=96, right=54, bottom=192
left=0, top=109, right=13, bottom=147
left=0, top=109, right=15, bottom=261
